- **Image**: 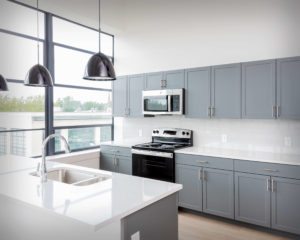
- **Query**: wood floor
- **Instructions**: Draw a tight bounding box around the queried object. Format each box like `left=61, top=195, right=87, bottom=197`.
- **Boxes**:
left=178, top=211, right=295, bottom=240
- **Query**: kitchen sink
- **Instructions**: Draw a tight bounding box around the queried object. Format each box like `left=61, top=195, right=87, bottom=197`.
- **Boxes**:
left=30, top=167, right=111, bottom=186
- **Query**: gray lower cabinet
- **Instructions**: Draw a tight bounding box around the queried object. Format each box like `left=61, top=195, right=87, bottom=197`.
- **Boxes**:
left=176, top=164, right=202, bottom=211
left=276, top=57, right=300, bottom=119
left=117, top=156, right=132, bottom=175
left=235, top=172, right=271, bottom=227
left=113, top=76, right=128, bottom=117
left=242, top=60, right=276, bottom=119
left=100, top=153, right=117, bottom=172
left=128, top=74, right=144, bottom=117
left=185, top=67, right=211, bottom=118
left=211, top=63, right=241, bottom=118
left=271, top=177, right=300, bottom=235
left=203, top=168, right=234, bottom=219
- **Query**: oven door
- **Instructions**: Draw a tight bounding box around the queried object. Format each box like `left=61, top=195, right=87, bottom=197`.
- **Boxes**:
left=132, top=149, right=175, bottom=182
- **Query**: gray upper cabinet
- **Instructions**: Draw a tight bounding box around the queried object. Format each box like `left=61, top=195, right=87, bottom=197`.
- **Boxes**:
left=242, top=60, right=276, bottom=119
left=235, top=172, right=271, bottom=227
left=164, top=70, right=185, bottom=89
left=211, top=63, right=241, bottom=118
left=128, top=74, right=144, bottom=117
left=185, top=67, right=211, bottom=118
left=176, top=164, right=202, bottom=211
left=144, top=72, right=164, bottom=90
left=144, top=70, right=184, bottom=90
left=276, top=57, right=300, bottom=119
left=203, top=168, right=234, bottom=219
left=271, top=177, right=300, bottom=235
left=113, top=76, right=128, bottom=117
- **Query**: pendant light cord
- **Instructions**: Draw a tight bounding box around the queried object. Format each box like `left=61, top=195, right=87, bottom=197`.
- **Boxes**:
left=36, top=0, right=40, bottom=65
left=98, top=0, right=101, bottom=52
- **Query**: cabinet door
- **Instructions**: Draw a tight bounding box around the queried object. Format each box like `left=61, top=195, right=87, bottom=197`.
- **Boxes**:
left=144, top=72, right=164, bottom=90
left=235, top=172, right=271, bottom=227
left=242, top=60, right=276, bottom=119
left=185, top=67, right=211, bottom=118
left=277, top=57, right=300, bottom=119
left=100, top=153, right=116, bottom=172
left=164, top=70, right=185, bottom=89
left=175, top=164, right=202, bottom=211
left=203, top=168, right=234, bottom=219
left=117, top=156, right=132, bottom=175
left=211, top=63, right=241, bottom=118
left=113, top=76, right=128, bottom=117
left=128, top=74, right=144, bottom=117
left=271, top=177, right=300, bottom=235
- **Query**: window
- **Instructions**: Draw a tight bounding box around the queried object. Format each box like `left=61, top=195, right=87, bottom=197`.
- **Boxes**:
left=0, top=1, right=114, bottom=158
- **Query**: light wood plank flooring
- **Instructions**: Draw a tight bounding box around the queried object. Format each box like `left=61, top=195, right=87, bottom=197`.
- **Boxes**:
left=178, top=211, right=295, bottom=240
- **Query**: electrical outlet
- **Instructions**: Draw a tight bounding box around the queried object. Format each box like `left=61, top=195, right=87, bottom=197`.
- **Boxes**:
left=131, top=231, right=140, bottom=240
left=138, top=129, right=143, bottom=137
left=221, top=134, right=227, bottom=143
left=284, top=137, right=292, bottom=147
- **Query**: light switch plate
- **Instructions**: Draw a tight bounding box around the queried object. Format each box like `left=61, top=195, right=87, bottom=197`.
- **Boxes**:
left=284, top=137, right=292, bottom=147
left=131, top=231, right=140, bottom=240
left=221, top=134, right=227, bottom=143
left=138, top=129, right=143, bottom=137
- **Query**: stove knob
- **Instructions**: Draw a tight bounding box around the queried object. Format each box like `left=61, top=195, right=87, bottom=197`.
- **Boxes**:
left=153, top=130, right=156, bottom=134
left=186, top=132, right=190, bottom=135
left=182, top=132, right=186, bottom=135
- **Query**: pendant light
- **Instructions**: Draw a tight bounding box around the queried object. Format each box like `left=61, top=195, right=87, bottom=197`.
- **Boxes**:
left=0, top=75, right=9, bottom=91
left=83, top=0, right=116, bottom=81
left=24, top=0, right=53, bottom=87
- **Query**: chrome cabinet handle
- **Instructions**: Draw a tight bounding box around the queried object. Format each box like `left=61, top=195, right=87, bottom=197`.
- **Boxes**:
left=211, top=107, right=215, bottom=116
left=202, top=169, right=206, bottom=181
left=208, top=107, right=211, bottom=117
left=272, top=106, right=277, bottom=118
left=198, top=169, right=201, bottom=180
left=164, top=80, right=167, bottom=88
left=196, top=160, right=208, bottom=164
left=277, top=106, right=280, bottom=118
left=264, top=168, right=279, bottom=172
left=266, top=178, right=270, bottom=191
left=271, top=179, right=275, bottom=192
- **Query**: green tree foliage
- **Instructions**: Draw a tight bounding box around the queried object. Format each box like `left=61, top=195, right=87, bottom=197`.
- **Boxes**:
left=0, top=95, right=44, bottom=112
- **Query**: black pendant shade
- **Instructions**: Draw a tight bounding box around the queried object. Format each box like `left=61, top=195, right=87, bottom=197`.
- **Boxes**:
left=83, top=52, right=116, bottom=81
left=0, top=74, right=9, bottom=91
left=24, top=64, right=53, bottom=87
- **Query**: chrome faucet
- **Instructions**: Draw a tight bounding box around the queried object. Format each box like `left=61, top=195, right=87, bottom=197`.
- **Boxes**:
left=38, top=134, right=71, bottom=182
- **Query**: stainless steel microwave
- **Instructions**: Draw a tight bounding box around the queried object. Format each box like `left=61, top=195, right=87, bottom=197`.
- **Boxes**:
left=142, top=89, right=185, bottom=115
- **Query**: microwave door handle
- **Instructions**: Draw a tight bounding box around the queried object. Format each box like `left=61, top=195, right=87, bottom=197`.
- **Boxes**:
left=168, top=95, right=171, bottom=112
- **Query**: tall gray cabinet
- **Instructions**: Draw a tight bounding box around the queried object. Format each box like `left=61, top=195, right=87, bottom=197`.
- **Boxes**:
left=242, top=60, right=276, bottom=119
left=113, top=76, right=128, bottom=117
left=276, top=57, right=300, bottom=119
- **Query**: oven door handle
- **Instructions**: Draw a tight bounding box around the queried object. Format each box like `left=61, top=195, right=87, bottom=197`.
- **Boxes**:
left=168, top=95, right=171, bottom=112
left=131, top=149, right=173, bottom=158
left=145, top=163, right=167, bottom=169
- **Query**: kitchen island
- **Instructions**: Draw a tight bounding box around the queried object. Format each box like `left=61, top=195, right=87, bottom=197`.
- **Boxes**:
left=0, top=156, right=182, bottom=240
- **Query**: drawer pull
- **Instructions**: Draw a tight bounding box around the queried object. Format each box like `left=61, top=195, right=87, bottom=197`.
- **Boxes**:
left=196, top=161, right=208, bottom=164
left=263, top=168, right=279, bottom=172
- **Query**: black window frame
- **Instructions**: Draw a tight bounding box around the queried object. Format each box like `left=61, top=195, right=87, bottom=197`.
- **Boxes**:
left=0, top=0, right=114, bottom=157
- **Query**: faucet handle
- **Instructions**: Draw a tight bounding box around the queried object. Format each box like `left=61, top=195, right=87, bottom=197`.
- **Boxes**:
left=36, top=162, right=41, bottom=174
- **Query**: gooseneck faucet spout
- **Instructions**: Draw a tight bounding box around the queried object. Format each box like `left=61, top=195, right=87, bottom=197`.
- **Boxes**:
left=38, top=134, right=71, bottom=182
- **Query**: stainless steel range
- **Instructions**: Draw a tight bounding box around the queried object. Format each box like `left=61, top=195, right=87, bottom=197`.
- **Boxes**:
left=132, top=128, right=193, bottom=182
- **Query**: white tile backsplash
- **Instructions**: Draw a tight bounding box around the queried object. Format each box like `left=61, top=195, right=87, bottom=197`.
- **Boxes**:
left=114, top=116, right=300, bottom=154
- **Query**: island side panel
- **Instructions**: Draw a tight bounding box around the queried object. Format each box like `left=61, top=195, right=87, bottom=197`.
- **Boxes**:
left=121, top=193, right=178, bottom=240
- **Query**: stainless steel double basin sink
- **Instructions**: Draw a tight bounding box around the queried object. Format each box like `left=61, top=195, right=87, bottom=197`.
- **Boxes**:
left=30, top=167, right=111, bottom=186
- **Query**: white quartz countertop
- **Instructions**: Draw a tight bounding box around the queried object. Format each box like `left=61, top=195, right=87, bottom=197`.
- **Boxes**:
left=100, top=138, right=150, bottom=148
left=175, top=147, right=300, bottom=166
left=0, top=156, right=182, bottom=231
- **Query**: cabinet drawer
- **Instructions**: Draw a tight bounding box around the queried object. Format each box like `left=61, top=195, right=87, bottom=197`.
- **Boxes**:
left=234, top=160, right=300, bottom=179
left=100, top=145, right=131, bottom=157
left=176, top=154, right=233, bottom=170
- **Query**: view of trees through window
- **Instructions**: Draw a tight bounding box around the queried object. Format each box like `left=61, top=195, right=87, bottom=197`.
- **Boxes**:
left=0, top=1, right=114, bottom=158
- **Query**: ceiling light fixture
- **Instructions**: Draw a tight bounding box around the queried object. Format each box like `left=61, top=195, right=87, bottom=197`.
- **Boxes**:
left=0, top=75, right=9, bottom=91
left=24, top=0, right=53, bottom=87
left=83, top=0, right=116, bottom=81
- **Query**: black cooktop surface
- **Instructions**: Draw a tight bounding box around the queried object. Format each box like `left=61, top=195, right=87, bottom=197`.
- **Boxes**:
left=132, top=142, right=189, bottom=152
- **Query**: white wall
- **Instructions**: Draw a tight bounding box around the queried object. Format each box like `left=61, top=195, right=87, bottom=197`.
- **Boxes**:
left=113, top=0, right=300, bottom=75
